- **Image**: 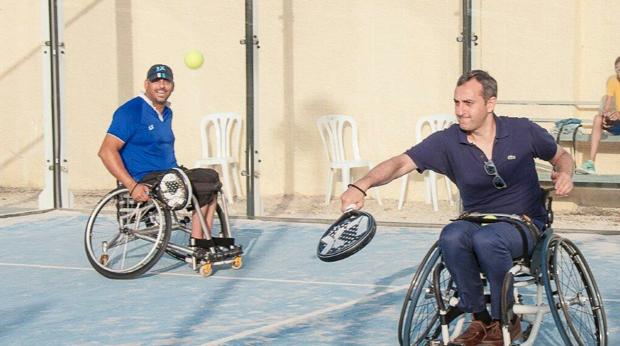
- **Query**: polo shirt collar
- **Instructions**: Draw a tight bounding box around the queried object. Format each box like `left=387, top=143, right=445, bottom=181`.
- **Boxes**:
left=495, top=114, right=510, bottom=139
left=139, top=93, right=171, bottom=121
left=457, top=113, right=509, bottom=144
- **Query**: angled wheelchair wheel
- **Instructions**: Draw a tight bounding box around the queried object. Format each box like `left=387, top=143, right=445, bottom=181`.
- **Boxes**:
left=84, top=188, right=171, bottom=279
left=398, top=241, right=456, bottom=345
left=542, top=236, right=608, bottom=345
left=165, top=203, right=229, bottom=261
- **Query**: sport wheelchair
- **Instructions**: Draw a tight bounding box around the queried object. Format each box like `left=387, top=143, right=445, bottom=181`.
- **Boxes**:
left=398, top=190, right=608, bottom=346
left=84, top=168, right=243, bottom=279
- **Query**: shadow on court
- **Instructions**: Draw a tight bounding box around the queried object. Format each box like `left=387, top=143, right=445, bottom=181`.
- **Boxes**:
left=0, top=210, right=618, bottom=345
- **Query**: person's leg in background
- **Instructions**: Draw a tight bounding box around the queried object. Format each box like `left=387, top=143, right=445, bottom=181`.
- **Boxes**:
left=583, top=113, right=605, bottom=174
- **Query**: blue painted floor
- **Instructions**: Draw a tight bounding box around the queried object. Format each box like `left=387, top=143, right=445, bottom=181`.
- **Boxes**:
left=0, top=211, right=618, bottom=345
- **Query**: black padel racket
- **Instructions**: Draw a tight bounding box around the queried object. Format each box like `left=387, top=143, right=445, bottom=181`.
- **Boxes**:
left=317, top=206, right=377, bottom=262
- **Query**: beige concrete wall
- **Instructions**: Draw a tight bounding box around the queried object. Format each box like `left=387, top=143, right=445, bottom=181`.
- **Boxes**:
left=1, top=1, right=619, bottom=206
left=476, top=0, right=620, bottom=175
left=0, top=1, right=45, bottom=187
left=258, top=0, right=461, bottom=200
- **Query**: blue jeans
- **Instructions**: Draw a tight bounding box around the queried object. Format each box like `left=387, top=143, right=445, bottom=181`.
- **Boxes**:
left=606, top=121, right=620, bottom=135
left=439, top=219, right=542, bottom=319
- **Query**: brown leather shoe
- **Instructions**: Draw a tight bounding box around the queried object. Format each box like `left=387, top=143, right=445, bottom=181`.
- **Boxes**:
left=447, top=320, right=487, bottom=346
left=478, top=316, right=522, bottom=346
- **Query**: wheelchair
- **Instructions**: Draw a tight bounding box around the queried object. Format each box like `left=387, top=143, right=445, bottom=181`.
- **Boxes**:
left=84, top=168, right=243, bottom=279
left=398, top=190, right=608, bottom=346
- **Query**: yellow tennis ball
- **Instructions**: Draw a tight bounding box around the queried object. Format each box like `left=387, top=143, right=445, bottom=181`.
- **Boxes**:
left=184, top=50, right=204, bottom=69
left=482, top=215, right=497, bottom=221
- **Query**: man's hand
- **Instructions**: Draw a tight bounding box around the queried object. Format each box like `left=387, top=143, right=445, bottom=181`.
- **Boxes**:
left=130, top=183, right=150, bottom=202
left=340, top=185, right=367, bottom=212
left=551, top=171, right=573, bottom=197
left=603, top=111, right=618, bottom=128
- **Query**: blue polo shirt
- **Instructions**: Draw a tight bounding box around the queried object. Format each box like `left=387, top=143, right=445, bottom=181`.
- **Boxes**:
left=405, top=116, right=557, bottom=222
left=107, top=96, right=178, bottom=181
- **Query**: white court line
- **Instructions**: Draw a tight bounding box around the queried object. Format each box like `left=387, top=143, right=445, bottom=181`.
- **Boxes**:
left=202, top=284, right=409, bottom=346
left=0, top=262, right=402, bottom=289
left=0, top=262, right=92, bottom=271
left=163, top=272, right=401, bottom=288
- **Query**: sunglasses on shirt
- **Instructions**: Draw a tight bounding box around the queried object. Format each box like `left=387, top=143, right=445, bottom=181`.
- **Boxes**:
left=483, top=160, right=507, bottom=189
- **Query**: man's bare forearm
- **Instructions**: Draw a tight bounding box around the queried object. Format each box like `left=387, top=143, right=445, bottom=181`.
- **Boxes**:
left=353, top=154, right=415, bottom=191
left=551, top=149, right=573, bottom=176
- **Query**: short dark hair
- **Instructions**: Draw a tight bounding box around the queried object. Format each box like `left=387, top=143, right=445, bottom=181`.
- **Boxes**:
left=614, top=56, right=620, bottom=66
left=457, top=70, right=497, bottom=102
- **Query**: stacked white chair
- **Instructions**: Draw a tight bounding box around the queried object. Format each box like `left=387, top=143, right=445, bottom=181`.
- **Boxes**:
left=195, top=113, right=243, bottom=204
left=316, top=115, right=382, bottom=205
left=398, top=114, right=457, bottom=211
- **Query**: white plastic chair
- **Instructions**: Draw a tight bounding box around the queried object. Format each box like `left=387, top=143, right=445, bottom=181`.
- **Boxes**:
left=194, top=113, right=243, bottom=204
left=316, top=115, right=382, bottom=205
left=398, top=114, right=457, bottom=211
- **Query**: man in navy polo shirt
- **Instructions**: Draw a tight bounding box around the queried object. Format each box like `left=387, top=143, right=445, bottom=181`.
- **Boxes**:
left=98, top=64, right=221, bottom=242
left=340, top=70, right=574, bottom=346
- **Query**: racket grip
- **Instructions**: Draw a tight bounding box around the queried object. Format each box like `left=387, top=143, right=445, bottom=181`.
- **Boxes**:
left=344, top=204, right=357, bottom=212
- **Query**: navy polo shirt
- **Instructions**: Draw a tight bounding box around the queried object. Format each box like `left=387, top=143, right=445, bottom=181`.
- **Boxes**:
left=405, top=116, right=557, bottom=223
left=107, top=96, right=178, bottom=181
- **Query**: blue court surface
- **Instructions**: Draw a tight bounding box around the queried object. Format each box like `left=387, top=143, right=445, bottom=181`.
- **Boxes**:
left=0, top=211, right=618, bottom=345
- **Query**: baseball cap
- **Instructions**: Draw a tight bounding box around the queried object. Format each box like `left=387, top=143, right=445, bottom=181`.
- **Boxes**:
left=146, top=64, right=174, bottom=82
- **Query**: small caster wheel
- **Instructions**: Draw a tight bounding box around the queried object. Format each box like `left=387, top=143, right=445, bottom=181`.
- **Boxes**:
left=232, top=256, right=243, bottom=270
left=199, top=262, right=213, bottom=277
left=99, top=254, right=109, bottom=265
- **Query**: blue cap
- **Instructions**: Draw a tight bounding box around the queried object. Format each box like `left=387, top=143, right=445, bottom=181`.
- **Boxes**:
left=146, top=64, right=173, bottom=82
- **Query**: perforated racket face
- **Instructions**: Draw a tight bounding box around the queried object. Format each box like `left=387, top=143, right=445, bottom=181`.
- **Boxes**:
left=317, top=210, right=376, bottom=262
left=157, top=168, right=192, bottom=210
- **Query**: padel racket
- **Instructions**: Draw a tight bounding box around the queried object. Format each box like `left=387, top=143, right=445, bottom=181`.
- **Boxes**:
left=317, top=206, right=377, bottom=262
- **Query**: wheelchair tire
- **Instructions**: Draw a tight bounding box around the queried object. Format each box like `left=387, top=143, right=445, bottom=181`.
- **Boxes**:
left=165, top=203, right=229, bottom=262
left=84, top=188, right=172, bottom=279
left=398, top=241, right=455, bottom=346
left=542, top=236, right=608, bottom=345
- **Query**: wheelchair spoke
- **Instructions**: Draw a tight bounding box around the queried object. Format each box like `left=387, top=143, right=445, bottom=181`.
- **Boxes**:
left=84, top=188, right=171, bottom=279
left=400, top=243, right=458, bottom=346
left=548, top=237, right=606, bottom=346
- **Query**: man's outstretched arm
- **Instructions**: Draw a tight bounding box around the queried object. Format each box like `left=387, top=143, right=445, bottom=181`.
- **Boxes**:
left=340, top=153, right=417, bottom=211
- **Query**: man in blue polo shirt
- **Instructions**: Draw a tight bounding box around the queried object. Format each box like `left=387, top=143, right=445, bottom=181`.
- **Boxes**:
left=98, top=64, right=221, bottom=242
left=340, top=70, right=574, bottom=346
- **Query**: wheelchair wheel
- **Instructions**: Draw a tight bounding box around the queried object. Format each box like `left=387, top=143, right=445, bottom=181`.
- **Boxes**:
left=542, top=236, right=608, bottom=345
left=398, top=241, right=456, bottom=345
left=84, top=188, right=171, bottom=279
left=165, top=203, right=229, bottom=261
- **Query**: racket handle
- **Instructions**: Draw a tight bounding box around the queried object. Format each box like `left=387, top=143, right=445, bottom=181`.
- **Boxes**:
left=344, top=204, right=357, bottom=212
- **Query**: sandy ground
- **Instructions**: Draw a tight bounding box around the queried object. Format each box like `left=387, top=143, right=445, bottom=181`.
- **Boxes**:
left=1, top=187, right=619, bottom=232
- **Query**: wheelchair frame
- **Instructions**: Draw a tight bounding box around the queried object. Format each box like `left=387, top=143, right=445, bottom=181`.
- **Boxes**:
left=84, top=183, right=243, bottom=279
left=398, top=194, right=608, bottom=346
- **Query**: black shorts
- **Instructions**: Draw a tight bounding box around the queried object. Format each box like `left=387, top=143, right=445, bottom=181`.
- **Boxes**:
left=141, top=168, right=222, bottom=208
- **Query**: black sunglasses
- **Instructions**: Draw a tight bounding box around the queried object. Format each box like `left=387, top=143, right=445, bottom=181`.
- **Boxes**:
left=483, top=160, right=507, bottom=189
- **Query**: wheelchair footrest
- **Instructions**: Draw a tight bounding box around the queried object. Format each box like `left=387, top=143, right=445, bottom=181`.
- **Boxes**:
left=195, top=246, right=243, bottom=262
left=191, top=237, right=243, bottom=262
left=191, top=237, right=237, bottom=249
